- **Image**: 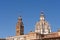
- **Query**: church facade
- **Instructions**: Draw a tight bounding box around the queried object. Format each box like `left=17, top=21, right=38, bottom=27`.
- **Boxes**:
left=1, top=11, right=60, bottom=40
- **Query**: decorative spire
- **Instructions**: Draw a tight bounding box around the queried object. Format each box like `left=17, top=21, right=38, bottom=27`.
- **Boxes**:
left=40, top=11, right=45, bottom=21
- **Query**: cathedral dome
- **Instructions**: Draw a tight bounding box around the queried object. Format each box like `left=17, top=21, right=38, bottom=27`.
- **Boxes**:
left=35, top=12, right=51, bottom=34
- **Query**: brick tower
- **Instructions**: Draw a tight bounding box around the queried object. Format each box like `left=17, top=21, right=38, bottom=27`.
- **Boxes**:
left=16, top=16, right=24, bottom=36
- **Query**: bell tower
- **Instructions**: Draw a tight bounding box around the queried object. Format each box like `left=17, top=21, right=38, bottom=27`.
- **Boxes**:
left=16, top=16, right=24, bottom=36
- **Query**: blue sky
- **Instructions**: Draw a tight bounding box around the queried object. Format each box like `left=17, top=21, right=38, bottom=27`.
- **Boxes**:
left=0, top=0, right=60, bottom=38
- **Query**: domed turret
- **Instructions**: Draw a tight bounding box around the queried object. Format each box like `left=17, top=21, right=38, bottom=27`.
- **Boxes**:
left=35, top=11, right=51, bottom=34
